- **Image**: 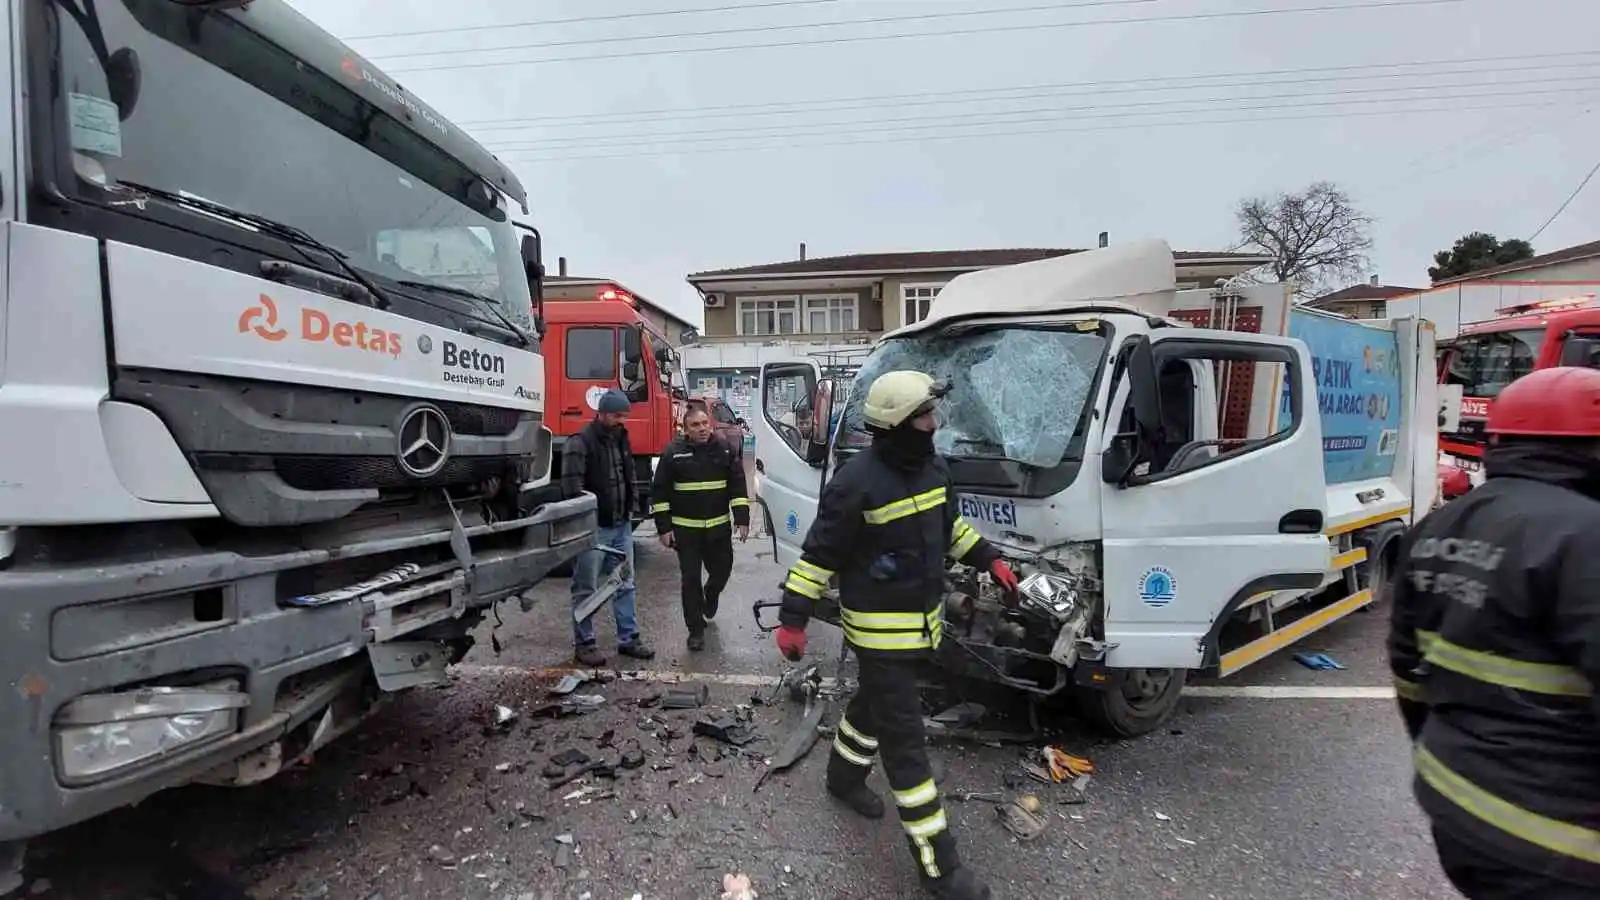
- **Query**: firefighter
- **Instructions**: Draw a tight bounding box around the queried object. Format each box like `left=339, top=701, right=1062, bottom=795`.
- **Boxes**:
left=774, top=370, right=1018, bottom=900
left=1387, top=365, right=1600, bottom=899
left=651, top=404, right=751, bottom=652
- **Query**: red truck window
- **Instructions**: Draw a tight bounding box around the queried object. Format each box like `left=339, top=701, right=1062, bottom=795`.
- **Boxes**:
left=1445, top=328, right=1543, bottom=399
left=566, top=327, right=616, bottom=380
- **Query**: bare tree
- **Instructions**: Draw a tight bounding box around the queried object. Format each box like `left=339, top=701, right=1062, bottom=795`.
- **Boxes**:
left=1235, top=181, right=1373, bottom=298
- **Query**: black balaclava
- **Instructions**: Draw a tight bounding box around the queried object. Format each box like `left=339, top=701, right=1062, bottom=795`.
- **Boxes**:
left=872, top=417, right=936, bottom=470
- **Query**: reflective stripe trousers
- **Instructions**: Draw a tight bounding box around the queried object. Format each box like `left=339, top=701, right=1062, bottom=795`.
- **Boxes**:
left=674, top=524, right=734, bottom=635
left=828, top=652, right=960, bottom=882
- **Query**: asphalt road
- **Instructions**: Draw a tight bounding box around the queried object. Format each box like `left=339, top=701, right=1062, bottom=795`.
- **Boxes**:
left=15, top=516, right=1460, bottom=900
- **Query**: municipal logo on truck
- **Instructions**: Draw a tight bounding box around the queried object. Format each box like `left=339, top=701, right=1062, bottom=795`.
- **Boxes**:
left=1138, top=566, right=1177, bottom=609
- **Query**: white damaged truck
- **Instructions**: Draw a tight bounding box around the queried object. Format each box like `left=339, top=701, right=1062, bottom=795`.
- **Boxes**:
left=753, top=240, right=1437, bottom=737
left=0, top=0, right=595, bottom=883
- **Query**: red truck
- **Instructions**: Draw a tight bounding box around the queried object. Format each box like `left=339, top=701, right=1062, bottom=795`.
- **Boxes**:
left=1436, top=295, right=1600, bottom=496
left=532, top=284, right=682, bottom=524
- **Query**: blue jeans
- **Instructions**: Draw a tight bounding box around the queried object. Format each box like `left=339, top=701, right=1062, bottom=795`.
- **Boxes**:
left=570, top=522, right=639, bottom=647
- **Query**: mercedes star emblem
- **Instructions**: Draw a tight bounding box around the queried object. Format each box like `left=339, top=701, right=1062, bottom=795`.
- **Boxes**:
left=396, top=404, right=452, bottom=478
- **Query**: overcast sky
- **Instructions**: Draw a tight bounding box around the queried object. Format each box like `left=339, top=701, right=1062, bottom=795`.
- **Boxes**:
left=287, top=0, right=1597, bottom=327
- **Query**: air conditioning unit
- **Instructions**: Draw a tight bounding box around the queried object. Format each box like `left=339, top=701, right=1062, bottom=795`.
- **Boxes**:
left=703, top=292, right=726, bottom=308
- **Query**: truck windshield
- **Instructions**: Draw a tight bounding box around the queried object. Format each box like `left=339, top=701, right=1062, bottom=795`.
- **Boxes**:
left=43, top=0, right=531, bottom=322
left=841, top=326, right=1108, bottom=468
left=1443, top=328, right=1544, bottom=398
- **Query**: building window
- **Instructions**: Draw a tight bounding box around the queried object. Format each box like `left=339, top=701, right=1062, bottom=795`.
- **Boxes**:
left=1371, top=301, right=1387, bottom=318
left=903, top=283, right=943, bottom=325
left=804, top=295, right=858, bottom=333
left=738, top=297, right=801, bottom=336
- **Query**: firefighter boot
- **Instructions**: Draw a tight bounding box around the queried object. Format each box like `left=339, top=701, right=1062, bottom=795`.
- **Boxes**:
left=825, top=750, right=884, bottom=819
left=924, top=867, right=992, bottom=900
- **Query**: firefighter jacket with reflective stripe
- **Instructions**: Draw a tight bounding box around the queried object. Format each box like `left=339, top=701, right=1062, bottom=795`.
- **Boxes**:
left=1386, top=441, right=1600, bottom=884
left=649, top=435, right=750, bottom=533
left=778, top=446, right=1000, bottom=654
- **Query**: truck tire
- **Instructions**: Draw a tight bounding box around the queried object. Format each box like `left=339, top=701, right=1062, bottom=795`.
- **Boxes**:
left=1073, top=667, right=1187, bottom=739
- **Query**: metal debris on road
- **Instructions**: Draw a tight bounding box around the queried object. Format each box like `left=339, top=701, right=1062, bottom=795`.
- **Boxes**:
left=753, top=677, right=829, bottom=793
left=930, top=702, right=987, bottom=729
left=951, top=790, right=1006, bottom=804
left=661, top=684, right=711, bottom=709
left=426, top=844, right=458, bottom=868
left=1154, top=811, right=1172, bottom=822
left=551, top=673, right=591, bottom=695
left=492, top=705, right=518, bottom=728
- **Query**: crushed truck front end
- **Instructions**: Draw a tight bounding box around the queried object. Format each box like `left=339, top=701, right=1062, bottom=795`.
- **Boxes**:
left=753, top=241, right=1433, bottom=738
left=0, top=0, right=594, bottom=857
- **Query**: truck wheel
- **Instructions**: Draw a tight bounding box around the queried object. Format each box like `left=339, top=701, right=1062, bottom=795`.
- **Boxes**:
left=1073, top=667, right=1187, bottom=738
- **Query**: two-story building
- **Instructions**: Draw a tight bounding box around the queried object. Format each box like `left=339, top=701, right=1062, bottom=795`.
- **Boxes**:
left=1303, top=277, right=1423, bottom=319
left=679, top=244, right=1272, bottom=396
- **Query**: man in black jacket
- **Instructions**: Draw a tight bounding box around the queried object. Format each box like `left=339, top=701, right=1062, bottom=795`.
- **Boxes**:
left=1388, top=366, right=1600, bottom=899
left=774, top=370, right=1018, bottom=900
left=562, top=388, right=655, bottom=667
left=651, top=404, right=750, bottom=652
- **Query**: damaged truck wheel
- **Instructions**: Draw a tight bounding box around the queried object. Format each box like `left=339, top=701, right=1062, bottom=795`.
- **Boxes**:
left=1073, top=668, right=1186, bottom=739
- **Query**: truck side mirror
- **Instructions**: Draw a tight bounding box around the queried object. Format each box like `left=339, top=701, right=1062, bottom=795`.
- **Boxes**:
left=519, top=230, right=546, bottom=338
left=804, top=378, right=837, bottom=466
left=654, top=345, right=672, bottom=363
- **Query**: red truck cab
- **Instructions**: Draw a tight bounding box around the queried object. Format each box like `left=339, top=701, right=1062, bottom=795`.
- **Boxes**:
left=1437, top=295, right=1600, bottom=493
left=537, top=285, right=681, bottom=522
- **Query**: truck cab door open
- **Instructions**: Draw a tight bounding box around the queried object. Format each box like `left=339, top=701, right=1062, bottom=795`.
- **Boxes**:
left=1098, top=330, right=1329, bottom=669
left=755, top=361, right=825, bottom=570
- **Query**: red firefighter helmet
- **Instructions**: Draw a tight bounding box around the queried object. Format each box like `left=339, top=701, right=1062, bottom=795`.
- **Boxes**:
left=1485, top=366, right=1600, bottom=437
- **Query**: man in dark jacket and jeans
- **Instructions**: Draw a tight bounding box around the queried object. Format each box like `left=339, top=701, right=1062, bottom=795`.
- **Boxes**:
left=1388, top=366, right=1600, bottom=899
left=563, top=389, right=655, bottom=667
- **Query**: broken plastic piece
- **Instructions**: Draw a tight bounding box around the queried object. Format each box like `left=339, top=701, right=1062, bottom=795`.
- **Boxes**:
left=550, top=748, right=591, bottom=768
left=1294, top=652, right=1346, bottom=671
left=551, top=673, right=590, bottom=695
left=619, top=741, right=646, bottom=770
left=493, top=705, right=518, bottom=728
left=694, top=716, right=757, bottom=746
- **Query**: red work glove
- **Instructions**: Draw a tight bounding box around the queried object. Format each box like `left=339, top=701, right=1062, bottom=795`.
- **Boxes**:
left=989, top=559, right=1020, bottom=604
left=775, top=625, right=808, bottom=661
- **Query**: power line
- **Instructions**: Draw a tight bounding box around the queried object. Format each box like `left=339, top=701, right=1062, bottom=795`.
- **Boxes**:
left=384, top=0, right=1465, bottom=74
left=366, top=0, right=1159, bottom=61
left=460, top=53, right=1600, bottom=130
left=342, top=0, right=849, bottom=42
left=479, top=68, right=1600, bottom=141
left=486, top=81, right=1600, bottom=151
left=1528, top=155, right=1600, bottom=241
left=495, top=98, right=1573, bottom=163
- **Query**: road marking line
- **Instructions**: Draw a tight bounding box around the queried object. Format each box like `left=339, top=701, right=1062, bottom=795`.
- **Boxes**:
left=1185, top=685, right=1396, bottom=699
left=454, top=666, right=1396, bottom=699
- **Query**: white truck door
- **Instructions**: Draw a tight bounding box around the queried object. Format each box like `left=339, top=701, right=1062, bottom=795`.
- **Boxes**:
left=755, top=361, right=824, bottom=571
left=1099, top=329, right=1330, bottom=669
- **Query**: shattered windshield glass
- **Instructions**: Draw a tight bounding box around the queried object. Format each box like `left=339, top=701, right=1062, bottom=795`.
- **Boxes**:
left=842, top=326, right=1108, bottom=468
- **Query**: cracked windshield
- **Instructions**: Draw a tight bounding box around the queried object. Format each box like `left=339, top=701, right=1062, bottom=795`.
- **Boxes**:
left=843, top=328, right=1107, bottom=467
left=7, top=0, right=1589, bottom=898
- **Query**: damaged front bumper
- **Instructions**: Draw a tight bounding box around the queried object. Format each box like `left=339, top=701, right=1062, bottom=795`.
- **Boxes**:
left=0, top=492, right=596, bottom=844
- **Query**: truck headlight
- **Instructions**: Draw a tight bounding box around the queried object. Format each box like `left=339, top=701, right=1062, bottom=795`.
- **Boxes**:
left=1017, top=570, right=1079, bottom=621
left=53, top=680, right=247, bottom=783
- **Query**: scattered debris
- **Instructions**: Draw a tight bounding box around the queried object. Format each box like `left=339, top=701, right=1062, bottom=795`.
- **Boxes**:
left=1015, top=794, right=1042, bottom=814
left=662, top=684, right=711, bottom=709
left=951, top=790, right=1006, bottom=804
left=533, top=695, right=607, bottom=718
left=426, top=844, right=458, bottom=868
left=551, top=673, right=591, bottom=695
left=492, top=705, right=518, bottom=729
left=550, top=748, right=591, bottom=768
left=1294, top=651, right=1346, bottom=671
left=720, top=873, right=758, bottom=900
left=930, top=702, right=987, bottom=729
left=694, top=715, right=757, bottom=747
left=1175, top=836, right=1197, bottom=846
left=547, top=758, right=615, bottom=790
left=754, top=679, right=828, bottom=793
left=1061, top=775, right=1092, bottom=805
left=996, top=799, right=1048, bottom=841
left=553, top=834, right=574, bottom=869
left=619, top=740, right=647, bottom=770
left=1154, top=811, right=1172, bottom=822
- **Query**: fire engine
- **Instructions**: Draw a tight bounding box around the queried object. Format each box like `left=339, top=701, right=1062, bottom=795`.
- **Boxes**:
left=1437, top=295, right=1600, bottom=494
